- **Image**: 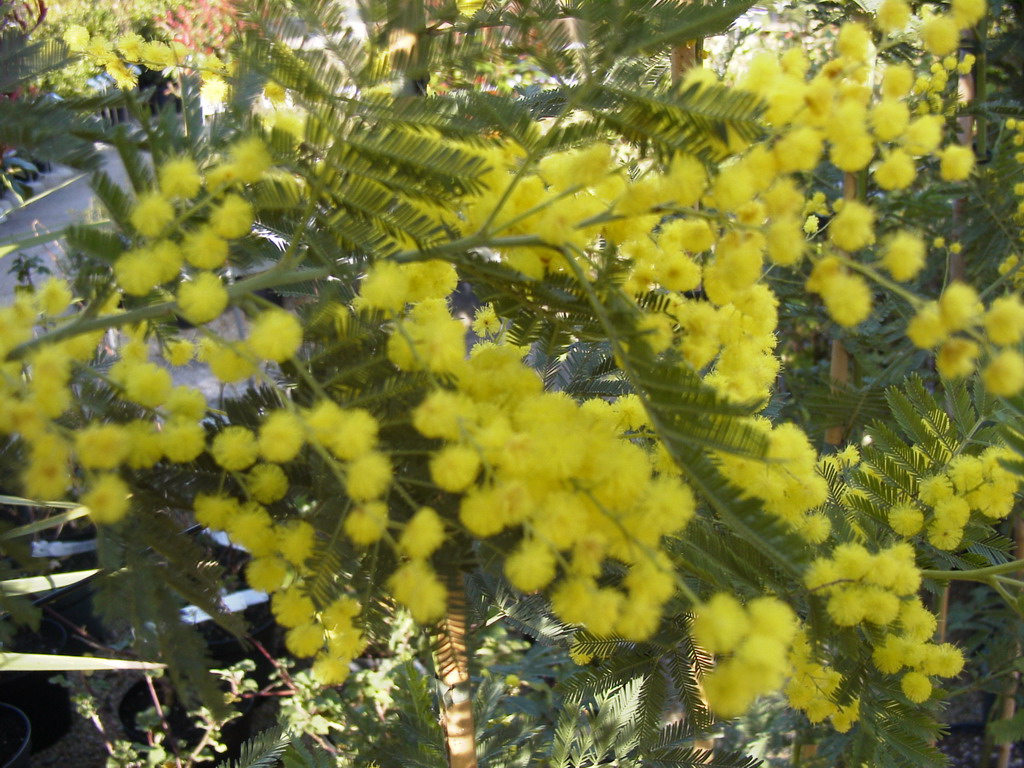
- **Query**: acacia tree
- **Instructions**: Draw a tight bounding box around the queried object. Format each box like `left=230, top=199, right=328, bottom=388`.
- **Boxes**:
left=1, top=0, right=1024, bottom=766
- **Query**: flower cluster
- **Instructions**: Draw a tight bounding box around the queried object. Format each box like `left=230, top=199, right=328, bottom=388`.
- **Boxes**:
left=691, top=594, right=798, bottom=717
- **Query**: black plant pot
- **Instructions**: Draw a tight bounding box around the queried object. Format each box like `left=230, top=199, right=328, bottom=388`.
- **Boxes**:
left=0, top=620, right=72, bottom=752
left=0, top=703, right=31, bottom=768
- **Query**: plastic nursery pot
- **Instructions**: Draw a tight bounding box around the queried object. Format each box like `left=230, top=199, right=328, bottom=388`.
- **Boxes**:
left=0, top=619, right=72, bottom=752
left=0, top=703, right=31, bottom=768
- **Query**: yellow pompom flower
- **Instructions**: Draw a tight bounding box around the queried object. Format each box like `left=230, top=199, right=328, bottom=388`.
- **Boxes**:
left=876, top=0, right=911, bottom=32
left=691, top=593, right=749, bottom=654
left=183, top=226, right=230, bottom=270
left=151, top=239, right=185, bottom=284
left=922, top=15, right=960, bottom=55
left=259, top=410, right=305, bottom=463
left=63, top=25, right=90, bottom=52
left=129, top=192, right=175, bottom=238
left=952, top=0, right=986, bottom=28
left=344, top=502, right=388, bottom=544
left=889, top=504, right=924, bottom=536
left=276, top=520, right=315, bottom=566
left=158, top=157, right=202, bottom=199
left=875, top=150, right=916, bottom=191
left=176, top=272, right=229, bottom=325
left=390, top=559, right=448, bottom=623
left=430, top=445, right=481, bottom=492
left=829, top=200, right=875, bottom=252
left=165, top=387, right=207, bottom=421
left=774, top=127, right=824, bottom=173
left=122, top=361, right=173, bottom=408
left=161, top=419, right=207, bottom=462
left=881, top=231, right=926, bottom=281
left=165, top=339, right=195, bottom=366
left=125, top=421, right=164, bottom=469
left=398, top=507, right=446, bottom=559
left=113, top=250, right=161, bottom=296
left=248, top=309, right=302, bottom=362
left=272, top=588, right=315, bottom=628
left=228, top=137, right=273, bottom=184
left=823, top=273, right=873, bottom=327
left=359, top=261, right=411, bottom=313
left=837, top=22, right=871, bottom=61
left=938, top=282, right=980, bottom=331
left=902, top=115, right=944, bottom=156
left=936, top=338, right=978, bottom=379
left=246, top=556, right=288, bottom=592
left=871, top=99, right=911, bottom=142
left=37, top=277, right=73, bottom=316
left=901, top=671, right=932, bottom=703
left=247, top=463, right=289, bottom=504
left=346, top=451, right=392, bottom=501
left=505, top=539, right=557, bottom=593
left=985, top=295, right=1024, bottom=345
left=211, top=426, right=259, bottom=471
left=76, top=424, right=130, bottom=469
left=82, top=474, right=131, bottom=524
left=882, top=64, right=914, bottom=99
left=207, top=342, right=256, bottom=383
left=939, top=145, right=975, bottom=181
left=984, top=350, right=1024, bottom=396
left=209, top=194, right=254, bottom=239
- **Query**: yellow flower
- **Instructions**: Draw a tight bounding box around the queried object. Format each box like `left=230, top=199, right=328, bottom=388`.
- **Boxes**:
left=939, top=145, right=975, bottom=180
left=870, top=99, right=910, bottom=142
left=390, top=559, right=447, bottom=623
left=881, top=231, right=926, bottom=281
left=75, top=424, right=130, bottom=469
left=83, top=474, right=131, bottom=524
left=345, top=451, right=392, bottom=501
left=176, top=272, right=229, bottom=325
left=829, top=200, right=875, bottom=252
left=37, top=277, right=73, bottom=316
left=908, top=302, right=945, bottom=349
left=889, top=504, right=924, bottom=536
left=209, top=194, right=254, bottom=239
left=344, top=502, right=388, bottom=544
left=901, top=671, right=932, bottom=703
left=228, top=137, right=273, bottom=183
left=247, top=463, right=289, bottom=504
left=207, top=342, right=256, bottom=383
left=936, top=338, right=978, bottom=379
left=122, top=361, right=173, bottom=408
left=504, top=539, right=557, bottom=592
left=922, top=15, right=960, bottom=55
left=398, top=507, right=446, bottom=559
left=984, top=350, right=1024, bottom=396
left=938, top=282, right=980, bottom=331
left=876, top=0, right=910, bottom=32
left=952, top=0, right=986, bottom=28
left=984, top=295, right=1024, bottom=345
left=158, top=157, right=202, bottom=199
left=259, top=410, right=305, bottom=463
left=63, top=25, right=90, bottom=52
left=276, top=520, right=315, bottom=566
left=161, top=419, right=206, bottom=462
left=430, top=445, right=481, bottom=492
left=875, top=150, right=916, bottom=191
left=130, top=192, right=175, bottom=238
left=211, top=426, right=259, bottom=471
left=183, top=226, right=230, bottom=270
left=248, top=309, right=302, bottom=362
